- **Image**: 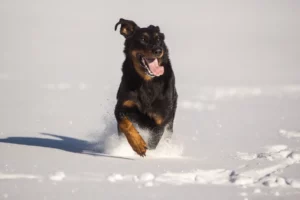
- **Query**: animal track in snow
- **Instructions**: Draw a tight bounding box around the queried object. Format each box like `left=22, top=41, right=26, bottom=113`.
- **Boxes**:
left=106, top=145, right=300, bottom=188
left=106, top=144, right=300, bottom=188
left=236, top=145, right=294, bottom=162
left=232, top=144, right=300, bottom=188
left=106, top=162, right=300, bottom=189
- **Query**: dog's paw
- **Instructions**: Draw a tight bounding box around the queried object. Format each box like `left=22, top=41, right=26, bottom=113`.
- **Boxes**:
left=127, top=133, right=147, bottom=157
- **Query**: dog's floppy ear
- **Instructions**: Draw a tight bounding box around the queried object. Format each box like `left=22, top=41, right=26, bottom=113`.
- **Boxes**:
left=155, top=26, right=160, bottom=32
left=115, top=18, right=139, bottom=38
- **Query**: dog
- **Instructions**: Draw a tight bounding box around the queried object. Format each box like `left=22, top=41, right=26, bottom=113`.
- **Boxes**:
left=114, top=18, right=178, bottom=157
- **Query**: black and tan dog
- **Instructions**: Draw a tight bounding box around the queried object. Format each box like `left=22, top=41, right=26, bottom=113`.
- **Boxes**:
left=114, top=18, right=178, bottom=157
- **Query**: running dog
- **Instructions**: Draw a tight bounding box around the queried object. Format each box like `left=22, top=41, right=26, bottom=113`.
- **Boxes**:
left=114, top=18, right=178, bottom=157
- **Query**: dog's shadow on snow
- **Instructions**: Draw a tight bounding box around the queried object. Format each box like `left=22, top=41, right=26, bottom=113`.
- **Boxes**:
left=0, top=122, right=133, bottom=160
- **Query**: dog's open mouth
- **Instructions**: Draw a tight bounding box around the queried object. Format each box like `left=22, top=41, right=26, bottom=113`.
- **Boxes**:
left=137, top=53, right=164, bottom=77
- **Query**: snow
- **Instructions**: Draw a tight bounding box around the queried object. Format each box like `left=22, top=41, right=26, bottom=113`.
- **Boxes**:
left=1, top=0, right=300, bottom=199
left=253, top=188, right=261, bottom=194
left=236, top=152, right=258, bottom=161
left=139, top=173, right=155, bottom=182
left=0, top=173, right=40, bottom=180
left=280, top=130, right=300, bottom=139
left=49, top=171, right=66, bottom=181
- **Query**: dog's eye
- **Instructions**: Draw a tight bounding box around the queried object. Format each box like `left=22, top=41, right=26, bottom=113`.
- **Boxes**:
left=140, top=36, right=148, bottom=43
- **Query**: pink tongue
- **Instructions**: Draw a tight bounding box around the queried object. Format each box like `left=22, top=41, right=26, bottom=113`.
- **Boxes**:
left=148, top=59, right=164, bottom=76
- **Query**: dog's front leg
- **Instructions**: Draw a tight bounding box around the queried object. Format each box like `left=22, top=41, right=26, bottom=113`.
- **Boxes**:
left=115, top=101, right=147, bottom=157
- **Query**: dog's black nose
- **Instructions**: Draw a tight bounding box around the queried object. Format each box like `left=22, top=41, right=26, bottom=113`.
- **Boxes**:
left=153, top=48, right=163, bottom=57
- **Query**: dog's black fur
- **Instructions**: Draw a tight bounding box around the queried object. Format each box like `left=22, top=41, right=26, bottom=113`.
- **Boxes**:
left=114, top=18, right=178, bottom=156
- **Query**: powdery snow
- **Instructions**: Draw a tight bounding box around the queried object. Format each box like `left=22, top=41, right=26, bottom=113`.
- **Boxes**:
left=0, top=173, right=40, bottom=180
left=279, top=129, right=300, bottom=139
left=49, top=171, right=66, bottom=181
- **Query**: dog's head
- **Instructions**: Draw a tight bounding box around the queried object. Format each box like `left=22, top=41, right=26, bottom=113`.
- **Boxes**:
left=115, top=18, right=168, bottom=80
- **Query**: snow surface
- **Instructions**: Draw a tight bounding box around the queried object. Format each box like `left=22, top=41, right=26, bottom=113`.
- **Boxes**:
left=1, top=0, right=300, bottom=199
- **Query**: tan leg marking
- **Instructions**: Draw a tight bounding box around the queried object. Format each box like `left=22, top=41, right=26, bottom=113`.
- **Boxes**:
left=148, top=113, right=164, bottom=125
left=119, top=118, right=147, bottom=156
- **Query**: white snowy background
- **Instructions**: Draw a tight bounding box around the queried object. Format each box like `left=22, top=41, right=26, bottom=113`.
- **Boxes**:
left=1, top=0, right=300, bottom=199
